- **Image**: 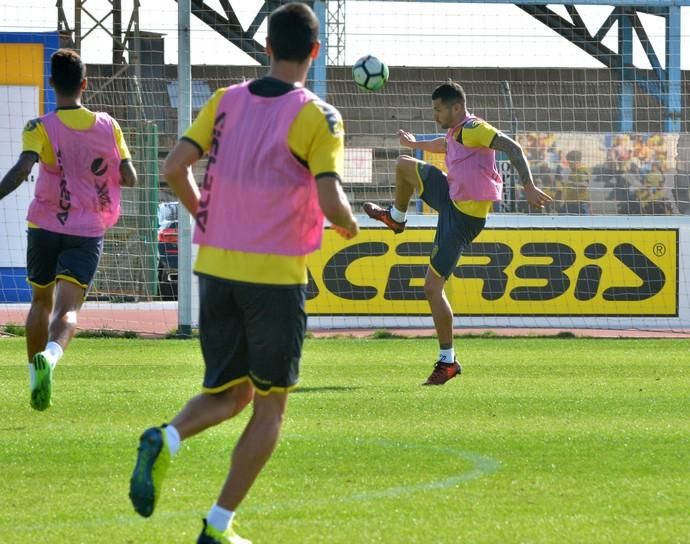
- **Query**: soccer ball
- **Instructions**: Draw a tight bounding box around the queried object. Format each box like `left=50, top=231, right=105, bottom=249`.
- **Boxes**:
left=352, top=55, right=389, bottom=92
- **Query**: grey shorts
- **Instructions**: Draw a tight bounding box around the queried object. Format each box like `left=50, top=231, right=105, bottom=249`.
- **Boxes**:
left=417, top=162, right=486, bottom=278
left=197, top=273, right=307, bottom=395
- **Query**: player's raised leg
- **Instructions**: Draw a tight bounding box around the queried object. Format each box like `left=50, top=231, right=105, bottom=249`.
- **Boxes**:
left=363, top=154, right=423, bottom=233
left=48, top=279, right=85, bottom=350
left=170, top=383, right=254, bottom=438
left=393, top=155, right=424, bottom=215
left=129, top=384, right=254, bottom=518
left=129, top=426, right=171, bottom=518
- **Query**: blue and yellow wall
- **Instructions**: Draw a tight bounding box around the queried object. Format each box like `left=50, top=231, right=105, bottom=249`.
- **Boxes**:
left=0, top=32, right=58, bottom=302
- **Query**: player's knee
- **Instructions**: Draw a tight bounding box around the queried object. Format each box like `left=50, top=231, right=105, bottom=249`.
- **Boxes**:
left=396, top=154, right=416, bottom=173
left=234, top=382, right=254, bottom=411
left=424, top=277, right=444, bottom=301
left=56, top=309, right=79, bottom=326
left=51, top=304, right=80, bottom=325
left=30, top=295, right=52, bottom=312
left=224, top=381, right=254, bottom=418
left=397, top=155, right=421, bottom=185
left=254, top=407, right=285, bottom=431
left=255, top=406, right=285, bottom=427
left=30, top=286, right=53, bottom=308
left=252, top=393, right=288, bottom=425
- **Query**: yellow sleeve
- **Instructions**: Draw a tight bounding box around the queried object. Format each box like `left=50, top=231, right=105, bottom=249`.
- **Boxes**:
left=182, top=87, right=226, bottom=154
left=288, top=100, right=345, bottom=179
left=22, top=118, right=50, bottom=161
left=461, top=119, right=500, bottom=148
left=111, top=118, right=131, bottom=161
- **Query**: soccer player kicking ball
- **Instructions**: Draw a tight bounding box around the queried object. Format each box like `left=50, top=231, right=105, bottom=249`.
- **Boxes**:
left=0, top=48, right=137, bottom=410
left=128, top=3, right=358, bottom=543
left=363, top=81, right=552, bottom=385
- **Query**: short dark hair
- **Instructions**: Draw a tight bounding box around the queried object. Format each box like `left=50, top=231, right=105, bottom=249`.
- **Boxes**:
left=431, top=81, right=466, bottom=106
left=267, top=2, right=319, bottom=62
left=51, top=48, right=86, bottom=96
left=566, top=149, right=582, bottom=162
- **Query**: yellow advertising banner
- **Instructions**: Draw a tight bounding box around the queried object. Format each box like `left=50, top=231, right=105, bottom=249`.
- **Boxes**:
left=305, top=228, right=677, bottom=316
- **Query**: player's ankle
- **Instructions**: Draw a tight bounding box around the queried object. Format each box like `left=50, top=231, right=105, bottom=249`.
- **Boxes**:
left=390, top=206, right=406, bottom=223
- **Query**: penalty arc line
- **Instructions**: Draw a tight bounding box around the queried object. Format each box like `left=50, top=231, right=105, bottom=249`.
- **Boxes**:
left=8, top=439, right=499, bottom=533
left=240, top=437, right=501, bottom=511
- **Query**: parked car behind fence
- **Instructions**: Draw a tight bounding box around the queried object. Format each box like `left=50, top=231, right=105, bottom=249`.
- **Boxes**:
left=157, top=201, right=178, bottom=300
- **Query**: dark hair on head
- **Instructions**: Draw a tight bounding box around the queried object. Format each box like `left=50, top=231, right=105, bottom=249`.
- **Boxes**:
left=267, top=2, right=319, bottom=62
left=51, top=48, right=86, bottom=96
left=566, top=149, right=582, bottom=162
left=431, top=81, right=466, bottom=106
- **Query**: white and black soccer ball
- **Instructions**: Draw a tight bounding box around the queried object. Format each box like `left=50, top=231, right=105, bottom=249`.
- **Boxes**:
left=352, top=55, right=389, bottom=92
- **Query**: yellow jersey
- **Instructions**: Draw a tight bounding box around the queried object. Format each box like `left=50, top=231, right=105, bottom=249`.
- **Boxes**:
left=558, top=165, right=591, bottom=203
left=22, top=106, right=131, bottom=166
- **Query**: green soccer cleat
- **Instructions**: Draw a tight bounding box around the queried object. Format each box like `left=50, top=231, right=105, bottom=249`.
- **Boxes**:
left=197, top=518, right=252, bottom=544
left=129, top=426, right=171, bottom=517
left=30, top=352, right=53, bottom=411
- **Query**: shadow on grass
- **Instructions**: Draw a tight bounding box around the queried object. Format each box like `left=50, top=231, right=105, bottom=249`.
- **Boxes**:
left=293, top=386, right=362, bottom=394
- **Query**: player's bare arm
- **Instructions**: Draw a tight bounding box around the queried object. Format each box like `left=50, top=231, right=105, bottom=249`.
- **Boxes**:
left=119, top=159, right=138, bottom=187
left=490, top=133, right=553, bottom=208
left=399, top=129, right=445, bottom=153
left=0, top=152, right=38, bottom=200
left=163, top=139, right=202, bottom=216
left=316, top=175, right=359, bottom=239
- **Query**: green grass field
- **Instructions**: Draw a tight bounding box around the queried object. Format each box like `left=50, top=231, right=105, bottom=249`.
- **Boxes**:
left=1, top=336, right=689, bottom=543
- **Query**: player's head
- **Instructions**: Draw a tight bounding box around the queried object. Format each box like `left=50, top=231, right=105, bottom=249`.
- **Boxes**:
left=50, top=48, right=87, bottom=98
left=566, top=149, right=582, bottom=164
left=266, top=2, right=320, bottom=63
left=431, top=81, right=466, bottom=129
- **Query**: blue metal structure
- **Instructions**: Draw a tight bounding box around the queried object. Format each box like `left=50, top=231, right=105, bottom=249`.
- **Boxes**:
left=313, top=0, right=329, bottom=98
left=178, top=1, right=686, bottom=130
left=350, top=0, right=688, bottom=132
left=512, top=2, right=685, bottom=131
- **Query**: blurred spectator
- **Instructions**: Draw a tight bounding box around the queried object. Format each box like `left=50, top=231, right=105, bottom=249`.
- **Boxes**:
left=593, top=146, right=623, bottom=188
left=632, top=134, right=651, bottom=167
left=639, top=161, right=674, bottom=215
left=516, top=133, right=558, bottom=214
left=556, top=149, right=591, bottom=214
left=650, top=134, right=667, bottom=160
left=611, top=134, right=632, bottom=162
left=607, top=162, right=641, bottom=214
left=674, top=133, right=690, bottom=214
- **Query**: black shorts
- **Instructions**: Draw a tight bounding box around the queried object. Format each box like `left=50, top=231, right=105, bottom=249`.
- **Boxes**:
left=26, top=227, right=104, bottom=289
left=417, top=163, right=486, bottom=278
left=197, top=273, right=307, bottom=395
